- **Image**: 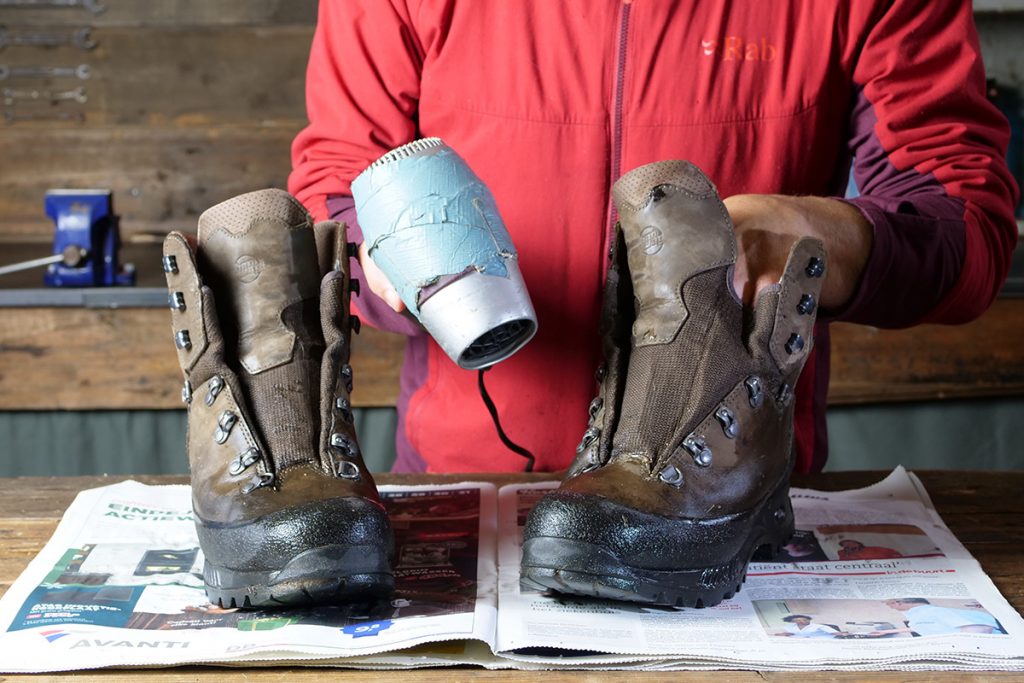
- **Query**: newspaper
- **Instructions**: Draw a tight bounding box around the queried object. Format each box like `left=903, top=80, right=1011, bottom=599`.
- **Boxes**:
left=0, top=468, right=1022, bottom=672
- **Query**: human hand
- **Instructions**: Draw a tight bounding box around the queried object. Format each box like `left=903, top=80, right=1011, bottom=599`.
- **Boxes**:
left=358, top=242, right=406, bottom=313
left=723, top=194, right=873, bottom=312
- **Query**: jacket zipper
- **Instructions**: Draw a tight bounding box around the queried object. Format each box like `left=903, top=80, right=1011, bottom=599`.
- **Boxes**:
left=605, top=0, right=632, bottom=270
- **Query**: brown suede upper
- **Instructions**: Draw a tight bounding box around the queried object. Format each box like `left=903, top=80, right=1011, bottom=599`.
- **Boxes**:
left=163, top=189, right=382, bottom=526
left=559, top=161, right=825, bottom=521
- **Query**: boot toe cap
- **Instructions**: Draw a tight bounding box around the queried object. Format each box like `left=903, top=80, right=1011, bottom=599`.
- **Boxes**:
left=523, top=489, right=751, bottom=572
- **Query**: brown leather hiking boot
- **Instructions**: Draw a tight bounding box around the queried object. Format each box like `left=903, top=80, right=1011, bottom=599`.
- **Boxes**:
left=163, top=189, right=393, bottom=608
left=521, top=161, right=825, bottom=607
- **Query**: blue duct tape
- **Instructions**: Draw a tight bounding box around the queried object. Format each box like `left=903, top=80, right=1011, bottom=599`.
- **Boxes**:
left=352, top=142, right=516, bottom=315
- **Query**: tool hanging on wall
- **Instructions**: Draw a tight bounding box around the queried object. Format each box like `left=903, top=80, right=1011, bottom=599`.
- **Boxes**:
left=0, top=26, right=97, bottom=50
left=0, top=63, right=90, bottom=80
left=0, top=190, right=135, bottom=286
left=0, top=0, right=105, bottom=14
left=3, top=109, right=84, bottom=123
left=3, top=85, right=86, bottom=104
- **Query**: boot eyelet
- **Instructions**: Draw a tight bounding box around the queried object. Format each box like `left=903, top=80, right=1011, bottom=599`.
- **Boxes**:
left=241, top=472, right=274, bottom=494
left=162, top=254, right=178, bottom=274
left=796, top=293, right=816, bottom=315
left=340, top=364, right=354, bottom=393
left=228, top=447, right=261, bottom=476
left=595, top=364, right=607, bottom=382
left=334, top=460, right=361, bottom=480
left=350, top=315, right=361, bottom=334
left=168, top=291, right=186, bottom=312
left=576, top=449, right=603, bottom=474
left=205, top=375, right=224, bottom=406
left=744, top=376, right=764, bottom=409
left=350, top=279, right=361, bottom=296
left=658, top=464, right=684, bottom=487
left=683, top=435, right=713, bottom=467
left=214, top=410, right=237, bottom=444
left=335, top=397, right=353, bottom=422
left=330, top=432, right=360, bottom=457
left=715, top=406, right=739, bottom=439
left=174, top=330, right=192, bottom=350
left=777, top=383, right=793, bottom=407
left=805, top=257, right=825, bottom=278
left=587, top=397, right=603, bottom=421
left=575, top=426, right=601, bottom=454
left=181, top=380, right=192, bottom=405
left=785, top=333, right=805, bottom=355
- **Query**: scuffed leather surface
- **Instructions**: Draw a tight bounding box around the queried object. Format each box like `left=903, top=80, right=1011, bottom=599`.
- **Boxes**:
left=164, top=192, right=389, bottom=562
left=188, top=377, right=265, bottom=522
left=566, top=230, right=635, bottom=478
left=524, top=488, right=759, bottom=571
left=197, top=190, right=319, bottom=375
left=317, top=220, right=381, bottom=495
left=768, top=238, right=826, bottom=375
left=560, top=372, right=790, bottom=521
left=196, top=494, right=393, bottom=571
left=164, top=232, right=208, bottom=372
left=531, top=159, right=827, bottom=555
left=612, top=161, right=736, bottom=348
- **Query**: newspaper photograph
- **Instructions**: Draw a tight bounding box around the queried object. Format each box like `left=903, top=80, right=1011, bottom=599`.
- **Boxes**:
left=1, top=468, right=1022, bottom=672
left=0, top=481, right=498, bottom=672
left=494, top=470, right=1024, bottom=670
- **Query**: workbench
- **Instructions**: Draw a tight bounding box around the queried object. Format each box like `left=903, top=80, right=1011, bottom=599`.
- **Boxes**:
left=1, top=470, right=1021, bottom=681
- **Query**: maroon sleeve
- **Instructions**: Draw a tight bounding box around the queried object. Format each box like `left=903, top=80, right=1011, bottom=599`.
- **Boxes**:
left=326, top=196, right=426, bottom=337
left=836, top=0, right=1018, bottom=328
left=288, top=0, right=424, bottom=221
left=288, top=0, right=430, bottom=337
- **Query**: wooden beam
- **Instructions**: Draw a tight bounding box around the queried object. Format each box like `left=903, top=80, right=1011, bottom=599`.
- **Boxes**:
left=0, top=126, right=300, bottom=239
left=827, top=298, right=1024, bottom=405
left=0, top=27, right=312, bottom=129
left=0, top=296, right=1021, bottom=411
left=0, top=307, right=404, bottom=410
left=1, top=0, right=317, bottom=27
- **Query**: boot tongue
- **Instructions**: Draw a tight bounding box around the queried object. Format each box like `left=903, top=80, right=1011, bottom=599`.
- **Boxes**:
left=610, top=160, right=736, bottom=348
left=609, top=162, right=747, bottom=465
left=197, top=189, right=325, bottom=470
left=197, top=189, right=320, bottom=375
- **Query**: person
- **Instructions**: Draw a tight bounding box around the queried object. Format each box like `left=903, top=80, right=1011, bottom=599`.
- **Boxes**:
left=778, top=530, right=828, bottom=562
left=777, top=614, right=845, bottom=638
left=876, top=598, right=1006, bottom=636
left=836, top=539, right=903, bottom=560
left=289, top=1, right=1018, bottom=474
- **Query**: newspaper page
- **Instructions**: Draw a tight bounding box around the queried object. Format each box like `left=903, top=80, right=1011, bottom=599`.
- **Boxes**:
left=0, top=481, right=498, bottom=673
left=495, top=468, right=1024, bottom=671
left=2, top=469, right=1022, bottom=672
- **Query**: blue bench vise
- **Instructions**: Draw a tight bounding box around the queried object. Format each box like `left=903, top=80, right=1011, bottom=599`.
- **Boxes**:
left=42, top=189, right=135, bottom=287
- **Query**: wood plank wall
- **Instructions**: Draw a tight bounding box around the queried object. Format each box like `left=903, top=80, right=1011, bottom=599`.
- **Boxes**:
left=0, top=0, right=316, bottom=239
left=0, top=0, right=1021, bottom=412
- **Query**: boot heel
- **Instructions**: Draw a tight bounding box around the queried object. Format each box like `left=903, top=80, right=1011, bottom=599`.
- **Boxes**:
left=752, top=483, right=795, bottom=562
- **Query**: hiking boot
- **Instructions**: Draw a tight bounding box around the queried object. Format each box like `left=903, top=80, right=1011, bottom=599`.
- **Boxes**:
left=163, top=189, right=393, bottom=608
left=521, top=161, right=825, bottom=607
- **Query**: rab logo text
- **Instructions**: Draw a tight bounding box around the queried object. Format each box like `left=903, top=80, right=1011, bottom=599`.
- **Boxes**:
left=701, top=37, right=777, bottom=62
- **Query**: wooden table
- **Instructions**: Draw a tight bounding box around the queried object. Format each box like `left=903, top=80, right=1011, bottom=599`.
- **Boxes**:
left=1, top=471, right=1022, bottom=681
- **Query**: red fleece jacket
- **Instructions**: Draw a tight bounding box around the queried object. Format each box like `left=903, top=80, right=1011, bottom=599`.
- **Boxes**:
left=290, top=0, right=1018, bottom=474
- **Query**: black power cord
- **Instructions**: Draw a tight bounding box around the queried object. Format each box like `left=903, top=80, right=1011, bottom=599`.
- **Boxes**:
left=477, top=367, right=535, bottom=472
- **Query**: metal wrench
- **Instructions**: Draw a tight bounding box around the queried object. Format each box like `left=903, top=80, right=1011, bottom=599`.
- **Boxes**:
left=0, top=0, right=105, bottom=14
left=0, top=63, right=90, bottom=80
left=3, top=109, right=85, bottom=123
left=3, top=85, right=88, bottom=104
left=0, top=27, right=97, bottom=50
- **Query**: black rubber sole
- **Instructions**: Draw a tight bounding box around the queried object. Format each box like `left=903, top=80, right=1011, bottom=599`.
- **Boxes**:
left=520, top=484, right=793, bottom=608
left=203, top=543, right=393, bottom=609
